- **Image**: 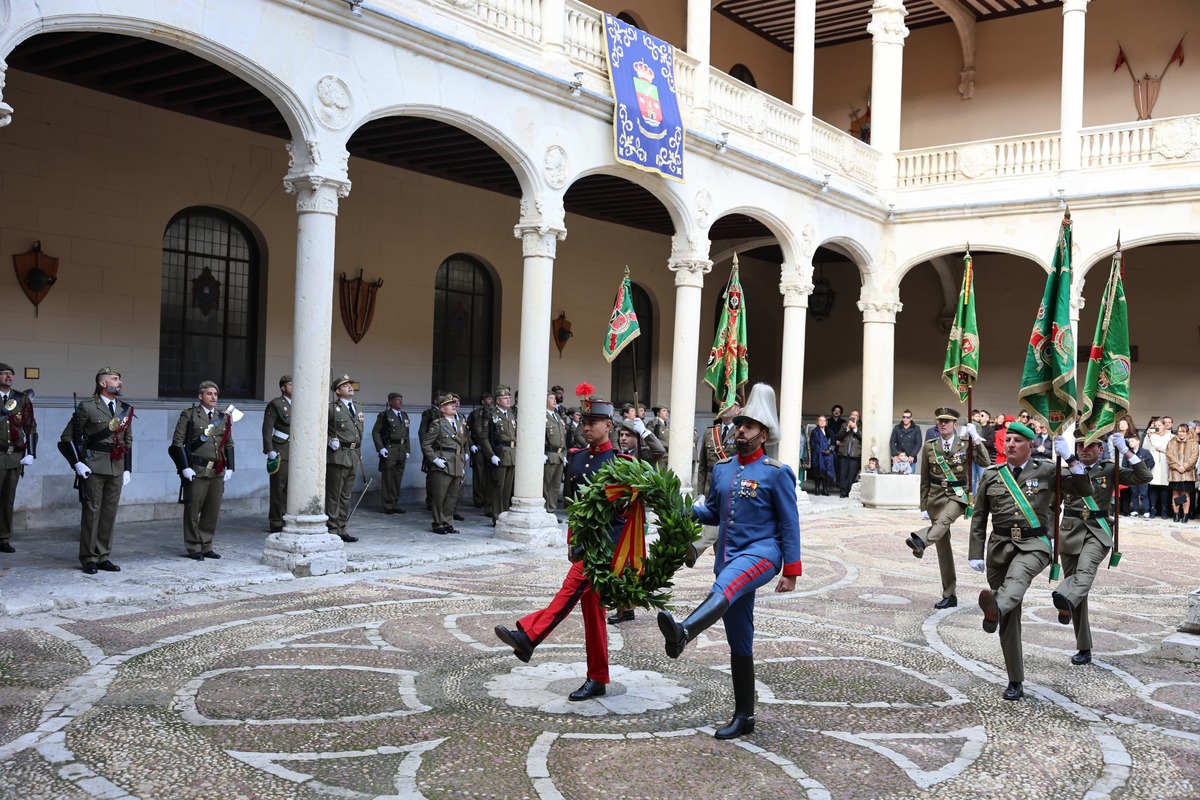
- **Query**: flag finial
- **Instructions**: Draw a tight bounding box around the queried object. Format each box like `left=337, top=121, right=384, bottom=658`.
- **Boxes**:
left=965, top=241, right=971, bottom=255
left=732, top=252, right=740, bottom=267
left=1064, top=204, right=1072, bottom=220
left=1115, top=232, right=1122, bottom=251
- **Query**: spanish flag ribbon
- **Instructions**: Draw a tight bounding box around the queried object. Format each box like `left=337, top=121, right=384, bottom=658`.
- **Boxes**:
left=606, top=483, right=647, bottom=577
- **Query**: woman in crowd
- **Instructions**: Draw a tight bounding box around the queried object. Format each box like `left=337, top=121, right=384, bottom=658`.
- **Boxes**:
left=1147, top=416, right=1174, bottom=518
left=808, top=415, right=836, bottom=496
left=1166, top=422, right=1198, bottom=523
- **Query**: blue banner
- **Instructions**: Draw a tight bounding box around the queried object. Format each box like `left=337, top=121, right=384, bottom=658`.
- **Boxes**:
left=604, top=14, right=685, bottom=182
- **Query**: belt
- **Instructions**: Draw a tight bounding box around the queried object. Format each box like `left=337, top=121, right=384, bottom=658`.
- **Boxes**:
left=930, top=477, right=965, bottom=487
left=272, top=430, right=290, bottom=441
left=1064, top=508, right=1108, bottom=520
left=190, top=457, right=216, bottom=470
left=438, top=447, right=460, bottom=454
left=346, top=442, right=358, bottom=450
left=1, top=446, right=25, bottom=454
left=91, top=443, right=113, bottom=454
left=991, top=526, right=1040, bottom=541
left=546, top=446, right=564, bottom=454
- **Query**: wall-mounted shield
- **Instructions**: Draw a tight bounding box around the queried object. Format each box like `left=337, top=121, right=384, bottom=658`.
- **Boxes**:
left=339, top=269, right=383, bottom=344
left=12, top=241, right=59, bottom=317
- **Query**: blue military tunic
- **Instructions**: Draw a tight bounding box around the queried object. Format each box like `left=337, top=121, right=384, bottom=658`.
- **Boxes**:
left=566, top=440, right=632, bottom=551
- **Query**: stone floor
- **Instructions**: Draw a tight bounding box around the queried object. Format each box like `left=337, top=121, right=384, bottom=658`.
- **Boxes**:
left=0, top=502, right=1198, bottom=799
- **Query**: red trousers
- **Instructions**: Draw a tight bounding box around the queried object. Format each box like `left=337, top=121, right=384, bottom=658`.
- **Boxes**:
left=517, top=560, right=610, bottom=683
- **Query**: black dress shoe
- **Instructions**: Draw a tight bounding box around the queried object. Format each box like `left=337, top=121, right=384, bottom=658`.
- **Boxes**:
left=97, top=560, right=121, bottom=572
left=186, top=552, right=204, bottom=561
left=0, top=542, right=14, bottom=553
left=395, top=507, right=407, bottom=514
left=82, top=562, right=99, bottom=574
left=383, top=509, right=395, bottom=515
left=444, top=526, right=460, bottom=534
left=1002, top=681, right=1024, bottom=701
left=934, top=595, right=957, bottom=609
left=979, top=589, right=1000, bottom=634
left=1051, top=591, right=1073, bottom=625
left=607, top=609, right=635, bottom=625
left=432, top=526, right=449, bottom=535
left=1071, top=649, right=1092, bottom=665
left=905, top=533, right=926, bottom=559
left=453, top=513, right=465, bottom=521
left=201, top=551, right=221, bottom=559
left=338, top=533, right=358, bottom=543
left=494, top=625, right=534, bottom=662
left=568, top=678, right=606, bottom=701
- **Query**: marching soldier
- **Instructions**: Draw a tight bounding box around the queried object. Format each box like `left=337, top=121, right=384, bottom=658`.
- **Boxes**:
left=262, top=374, right=291, bottom=533
left=58, top=367, right=133, bottom=574
left=467, top=392, right=494, bottom=512
left=0, top=363, right=36, bottom=554
left=543, top=390, right=567, bottom=513
left=421, top=393, right=469, bottom=534
left=688, top=404, right=740, bottom=567
left=326, top=374, right=363, bottom=543
left=483, top=385, right=517, bottom=524
left=904, top=407, right=991, bottom=608
left=968, top=421, right=1091, bottom=701
left=372, top=392, right=411, bottom=514
left=1053, top=430, right=1153, bottom=666
left=169, top=381, right=235, bottom=560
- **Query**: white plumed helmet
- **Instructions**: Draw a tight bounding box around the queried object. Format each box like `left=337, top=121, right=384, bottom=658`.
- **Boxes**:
left=732, top=383, right=780, bottom=445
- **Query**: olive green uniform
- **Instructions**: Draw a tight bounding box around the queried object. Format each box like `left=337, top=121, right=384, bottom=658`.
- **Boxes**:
left=59, top=397, right=133, bottom=567
left=467, top=406, right=492, bottom=512
left=171, top=406, right=234, bottom=555
left=326, top=399, right=364, bottom=538
left=262, top=395, right=291, bottom=532
left=0, top=390, right=36, bottom=549
left=648, top=417, right=670, bottom=471
left=914, top=434, right=991, bottom=599
left=544, top=409, right=567, bottom=512
left=372, top=407, right=410, bottom=513
left=421, top=413, right=469, bottom=530
left=483, top=407, right=517, bottom=521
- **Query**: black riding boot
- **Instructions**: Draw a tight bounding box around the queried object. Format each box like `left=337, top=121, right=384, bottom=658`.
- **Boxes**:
left=658, top=591, right=729, bottom=659
left=715, top=654, right=756, bottom=739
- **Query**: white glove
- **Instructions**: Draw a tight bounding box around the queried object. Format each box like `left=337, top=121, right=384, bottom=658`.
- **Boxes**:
left=1052, top=435, right=1074, bottom=462
left=490, top=455, right=501, bottom=466
left=433, top=457, right=448, bottom=469
left=1110, top=433, right=1129, bottom=455
left=965, top=422, right=983, bottom=443
left=968, top=559, right=986, bottom=573
left=632, top=417, right=648, bottom=436
left=182, top=467, right=196, bottom=481
left=19, top=454, right=33, bottom=466
left=266, top=450, right=278, bottom=461
left=74, top=462, right=92, bottom=479
left=470, top=445, right=479, bottom=454
left=920, top=510, right=930, bottom=521
left=223, top=470, right=234, bottom=483
left=122, top=471, right=131, bottom=486
left=329, top=438, right=340, bottom=451
left=543, top=454, right=549, bottom=464
left=379, top=448, right=389, bottom=458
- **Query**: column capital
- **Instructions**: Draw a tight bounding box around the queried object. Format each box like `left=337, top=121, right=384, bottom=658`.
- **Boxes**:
left=867, top=0, right=909, bottom=45
left=283, top=172, right=352, bottom=214
left=513, top=224, right=567, bottom=259
left=668, top=257, right=711, bottom=288
left=780, top=276, right=814, bottom=308
left=0, top=60, right=13, bottom=128
left=1062, top=0, right=1090, bottom=13
left=858, top=298, right=903, bottom=323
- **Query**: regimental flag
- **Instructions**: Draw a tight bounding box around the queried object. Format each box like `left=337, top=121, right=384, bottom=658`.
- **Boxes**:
left=1019, top=211, right=1078, bottom=436
left=704, top=257, right=749, bottom=416
left=602, top=271, right=641, bottom=363
left=942, top=249, right=980, bottom=402
left=1078, top=243, right=1132, bottom=444
left=603, top=14, right=685, bottom=181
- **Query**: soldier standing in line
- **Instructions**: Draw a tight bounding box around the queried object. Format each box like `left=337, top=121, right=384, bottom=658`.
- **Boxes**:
left=372, top=392, right=411, bottom=515
left=688, top=403, right=740, bottom=567
left=467, top=392, right=494, bottom=514
left=262, top=374, right=291, bottom=533
left=326, top=374, right=363, bottom=543
left=169, top=381, right=235, bottom=560
left=58, top=367, right=133, bottom=574
left=543, top=390, right=567, bottom=513
left=483, top=386, right=517, bottom=525
left=1053, top=431, right=1152, bottom=666
left=648, top=404, right=670, bottom=471
left=969, top=421, right=1091, bottom=701
left=420, top=390, right=442, bottom=511
left=904, top=407, right=991, bottom=609
left=568, top=408, right=586, bottom=449
left=421, top=393, right=469, bottom=534
left=0, top=363, right=36, bottom=554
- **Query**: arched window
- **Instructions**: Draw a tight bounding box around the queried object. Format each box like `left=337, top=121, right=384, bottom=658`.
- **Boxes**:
left=729, top=64, right=757, bottom=88
left=159, top=208, right=260, bottom=398
left=610, top=282, right=652, bottom=406
left=432, top=255, right=495, bottom=400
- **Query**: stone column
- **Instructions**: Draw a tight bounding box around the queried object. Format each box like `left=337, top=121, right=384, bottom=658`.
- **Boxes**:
left=792, top=0, right=816, bottom=155
left=495, top=217, right=567, bottom=547
left=867, top=0, right=909, bottom=190
left=858, top=298, right=902, bottom=467
left=778, top=269, right=812, bottom=504
left=263, top=149, right=351, bottom=576
left=666, top=256, right=711, bottom=491
left=1059, top=0, right=1090, bottom=171
left=0, top=60, right=13, bottom=127
left=686, top=0, right=711, bottom=120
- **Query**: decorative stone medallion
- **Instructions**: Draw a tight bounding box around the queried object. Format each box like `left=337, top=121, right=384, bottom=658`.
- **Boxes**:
left=956, top=145, right=995, bottom=180
left=543, top=145, right=568, bottom=189
left=1153, top=117, right=1199, bottom=160
left=313, top=75, right=353, bottom=130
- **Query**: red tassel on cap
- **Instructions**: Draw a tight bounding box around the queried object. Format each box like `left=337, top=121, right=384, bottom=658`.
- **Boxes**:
left=575, top=382, right=595, bottom=398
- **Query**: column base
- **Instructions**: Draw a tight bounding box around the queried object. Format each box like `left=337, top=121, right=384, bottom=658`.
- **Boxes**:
left=1180, top=589, right=1200, bottom=634
left=262, top=514, right=346, bottom=577
left=495, top=496, right=565, bottom=548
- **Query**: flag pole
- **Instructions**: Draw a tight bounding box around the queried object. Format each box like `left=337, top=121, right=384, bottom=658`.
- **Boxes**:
left=624, top=266, right=639, bottom=412
left=1110, top=232, right=1122, bottom=563
left=1160, top=34, right=1185, bottom=79
left=1051, top=449, right=1062, bottom=581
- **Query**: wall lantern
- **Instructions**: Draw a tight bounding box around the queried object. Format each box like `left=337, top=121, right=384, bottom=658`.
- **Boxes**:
left=809, top=264, right=836, bottom=320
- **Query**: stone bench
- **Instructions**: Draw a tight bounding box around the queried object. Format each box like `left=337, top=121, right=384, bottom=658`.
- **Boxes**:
left=858, top=473, right=921, bottom=509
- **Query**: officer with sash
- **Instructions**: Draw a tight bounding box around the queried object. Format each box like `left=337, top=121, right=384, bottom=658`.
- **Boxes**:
left=262, top=374, right=291, bottom=533
left=169, top=381, right=235, bottom=560
left=0, top=363, right=36, bottom=554
left=905, top=407, right=991, bottom=608
left=58, top=367, right=133, bottom=574
left=372, top=392, right=411, bottom=515
left=326, top=374, right=363, bottom=543
left=421, top=392, right=469, bottom=534
left=688, top=404, right=740, bottom=567
left=1053, top=430, right=1152, bottom=666
left=968, top=420, right=1091, bottom=700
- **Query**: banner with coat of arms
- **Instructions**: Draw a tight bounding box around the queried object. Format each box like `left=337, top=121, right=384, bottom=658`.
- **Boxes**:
left=604, top=14, right=685, bottom=181
left=1019, top=211, right=1077, bottom=436
left=1078, top=243, right=1132, bottom=444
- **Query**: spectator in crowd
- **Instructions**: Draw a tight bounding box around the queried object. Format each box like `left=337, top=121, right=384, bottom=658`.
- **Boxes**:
left=834, top=410, right=862, bottom=497
left=978, top=409, right=998, bottom=460
left=890, top=410, right=921, bottom=468
left=1124, top=435, right=1154, bottom=517
left=1147, top=416, right=1173, bottom=518
left=972, top=409, right=992, bottom=486
left=890, top=451, right=913, bottom=475
left=808, top=415, right=836, bottom=496
left=1031, top=420, right=1051, bottom=461
left=992, top=415, right=1013, bottom=465
left=1166, top=422, right=1198, bottom=523
left=864, top=457, right=881, bottom=474
left=828, top=404, right=846, bottom=481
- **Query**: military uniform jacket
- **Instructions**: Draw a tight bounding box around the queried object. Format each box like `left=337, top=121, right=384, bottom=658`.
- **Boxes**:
left=920, top=435, right=991, bottom=511
left=648, top=418, right=670, bottom=452
left=565, top=440, right=631, bottom=550
left=421, top=414, right=469, bottom=478
left=328, top=400, right=364, bottom=467
left=545, top=411, right=567, bottom=465
left=0, top=391, right=36, bottom=468
left=372, top=408, right=411, bottom=464
left=968, top=460, right=1093, bottom=559
left=1061, top=458, right=1153, bottom=552
left=693, top=450, right=802, bottom=577
left=483, top=408, right=518, bottom=467
left=467, top=408, right=490, bottom=450
left=619, top=431, right=666, bottom=464
left=261, top=396, right=291, bottom=459
left=59, top=396, right=133, bottom=476
left=697, top=423, right=738, bottom=496
left=172, top=406, right=234, bottom=478
left=568, top=421, right=587, bottom=449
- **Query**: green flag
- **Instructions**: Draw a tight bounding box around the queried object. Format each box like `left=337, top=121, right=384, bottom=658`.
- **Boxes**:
left=1019, top=211, right=1078, bottom=436
left=704, top=257, right=749, bottom=415
left=1078, top=245, right=1131, bottom=444
left=942, top=250, right=980, bottom=403
left=602, top=271, right=641, bottom=363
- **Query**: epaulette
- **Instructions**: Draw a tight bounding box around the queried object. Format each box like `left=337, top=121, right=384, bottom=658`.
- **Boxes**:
left=717, top=455, right=734, bottom=464
left=568, top=447, right=583, bottom=455
left=761, top=457, right=782, bottom=468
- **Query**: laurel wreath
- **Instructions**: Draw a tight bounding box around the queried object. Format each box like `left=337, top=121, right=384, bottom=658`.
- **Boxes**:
left=568, top=457, right=701, bottom=611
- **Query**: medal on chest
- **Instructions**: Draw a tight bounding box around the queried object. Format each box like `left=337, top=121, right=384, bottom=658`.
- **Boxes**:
left=1024, top=479, right=1038, bottom=497
left=738, top=479, right=759, bottom=498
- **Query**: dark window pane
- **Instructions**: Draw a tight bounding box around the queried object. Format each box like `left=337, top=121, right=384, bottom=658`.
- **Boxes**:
left=431, top=255, right=494, bottom=400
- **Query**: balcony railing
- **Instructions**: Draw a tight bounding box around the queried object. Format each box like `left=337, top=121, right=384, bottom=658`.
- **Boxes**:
left=812, top=119, right=881, bottom=189
left=1080, top=119, right=1155, bottom=168
left=897, top=132, right=1061, bottom=188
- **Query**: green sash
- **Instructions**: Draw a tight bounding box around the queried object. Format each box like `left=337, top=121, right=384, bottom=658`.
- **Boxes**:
left=1079, top=495, right=1112, bottom=537
left=931, top=442, right=972, bottom=518
left=997, top=464, right=1052, bottom=547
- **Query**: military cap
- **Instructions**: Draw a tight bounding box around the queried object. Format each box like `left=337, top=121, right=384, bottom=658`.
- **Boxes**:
left=618, top=419, right=641, bottom=434
left=580, top=396, right=615, bottom=420
left=0, top=363, right=13, bottom=373
left=652, top=403, right=669, bottom=412
left=197, top=380, right=219, bottom=393
left=388, top=392, right=403, bottom=401
left=331, top=374, right=354, bottom=391
left=620, top=403, right=635, bottom=413
left=437, top=393, right=458, bottom=407
left=1007, top=421, right=1036, bottom=440
left=279, top=374, right=292, bottom=386
left=566, top=407, right=579, bottom=416
left=1074, top=429, right=1103, bottom=446
left=494, top=385, right=512, bottom=398
left=934, top=407, right=960, bottom=421
left=96, top=366, right=121, bottom=381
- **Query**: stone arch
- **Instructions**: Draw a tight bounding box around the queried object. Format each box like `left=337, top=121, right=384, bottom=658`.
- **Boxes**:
left=707, top=206, right=799, bottom=269
left=896, top=243, right=1048, bottom=290
left=1078, top=232, right=1200, bottom=280
left=564, top=165, right=689, bottom=238
left=816, top=236, right=874, bottom=283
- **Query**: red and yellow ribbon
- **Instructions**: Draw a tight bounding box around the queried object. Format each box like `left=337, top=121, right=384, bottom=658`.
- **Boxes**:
left=605, top=483, right=647, bottom=576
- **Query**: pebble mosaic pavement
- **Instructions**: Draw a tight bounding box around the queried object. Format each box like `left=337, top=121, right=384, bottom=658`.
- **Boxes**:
left=0, top=507, right=1198, bottom=799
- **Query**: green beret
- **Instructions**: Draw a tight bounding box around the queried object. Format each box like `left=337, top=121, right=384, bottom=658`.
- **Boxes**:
left=197, top=380, right=219, bottom=393
left=1007, top=421, right=1036, bottom=440
left=279, top=374, right=292, bottom=386
left=388, top=392, right=403, bottom=401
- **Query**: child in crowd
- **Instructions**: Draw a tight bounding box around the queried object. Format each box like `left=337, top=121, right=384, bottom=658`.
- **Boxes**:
left=890, top=451, right=913, bottom=475
left=1125, top=435, right=1155, bottom=518
left=864, top=457, right=881, bottom=474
